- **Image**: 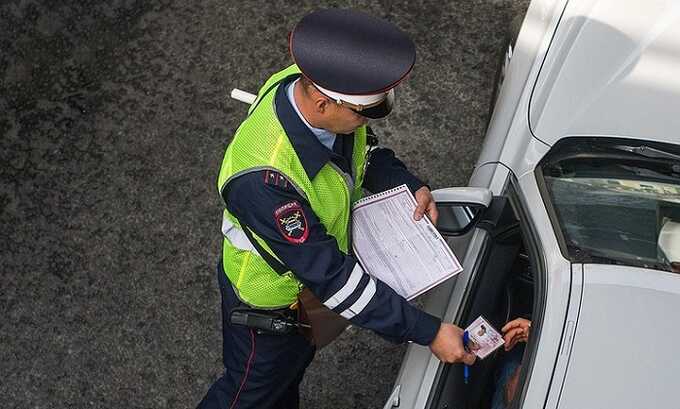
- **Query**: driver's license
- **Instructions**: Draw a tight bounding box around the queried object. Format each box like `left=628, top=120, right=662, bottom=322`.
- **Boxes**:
left=465, top=316, right=505, bottom=359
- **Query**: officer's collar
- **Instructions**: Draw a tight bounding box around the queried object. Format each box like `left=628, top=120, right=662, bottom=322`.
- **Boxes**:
left=275, top=75, right=333, bottom=180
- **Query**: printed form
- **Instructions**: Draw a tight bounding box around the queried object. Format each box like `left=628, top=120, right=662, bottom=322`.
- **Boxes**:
left=351, top=184, right=463, bottom=300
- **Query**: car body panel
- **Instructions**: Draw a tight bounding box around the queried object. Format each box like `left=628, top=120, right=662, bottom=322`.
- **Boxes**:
left=389, top=0, right=680, bottom=407
left=502, top=131, right=551, bottom=178
left=530, top=0, right=680, bottom=147
left=557, top=264, right=680, bottom=408
left=543, top=263, right=584, bottom=409
left=477, top=0, right=568, bottom=168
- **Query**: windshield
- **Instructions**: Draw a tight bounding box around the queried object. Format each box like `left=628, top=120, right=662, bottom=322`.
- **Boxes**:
left=538, top=138, right=680, bottom=273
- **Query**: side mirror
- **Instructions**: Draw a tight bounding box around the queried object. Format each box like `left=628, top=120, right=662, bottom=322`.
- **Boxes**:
left=432, top=187, right=493, bottom=236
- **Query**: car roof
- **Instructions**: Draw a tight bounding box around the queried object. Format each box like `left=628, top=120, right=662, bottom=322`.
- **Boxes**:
left=529, top=0, right=680, bottom=147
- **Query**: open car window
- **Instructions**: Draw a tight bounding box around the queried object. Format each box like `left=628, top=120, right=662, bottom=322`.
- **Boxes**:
left=537, top=137, right=680, bottom=273
left=429, top=183, right=542, bottom=409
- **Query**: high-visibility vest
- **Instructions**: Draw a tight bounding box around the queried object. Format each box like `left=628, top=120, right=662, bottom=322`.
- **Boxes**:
left=217, top=64, right=368, bottom=309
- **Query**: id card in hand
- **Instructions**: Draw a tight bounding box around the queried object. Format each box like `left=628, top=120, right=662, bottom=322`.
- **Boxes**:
left=465, top=316, right=505, bottom=359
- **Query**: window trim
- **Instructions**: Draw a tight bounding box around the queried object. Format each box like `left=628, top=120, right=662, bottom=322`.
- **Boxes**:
left=506, top=176, right=549, bottom=409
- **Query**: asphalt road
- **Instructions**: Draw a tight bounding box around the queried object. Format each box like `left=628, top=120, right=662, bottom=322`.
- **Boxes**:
left=1, top=1, right=528, bottom=408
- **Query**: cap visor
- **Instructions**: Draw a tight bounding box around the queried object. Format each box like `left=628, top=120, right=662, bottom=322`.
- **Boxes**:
left=357, top=90, right=394, bottom=119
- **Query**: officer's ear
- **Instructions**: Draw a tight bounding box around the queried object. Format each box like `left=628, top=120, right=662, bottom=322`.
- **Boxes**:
left=315, top=96, right=331, bottom=115
left=300, top=78, right=330, bottom=115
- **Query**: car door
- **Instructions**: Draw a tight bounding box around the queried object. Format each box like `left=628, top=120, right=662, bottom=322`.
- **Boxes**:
left=384, top=163, right=513, bottom=409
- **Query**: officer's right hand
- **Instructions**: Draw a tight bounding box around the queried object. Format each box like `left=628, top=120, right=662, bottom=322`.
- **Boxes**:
left=429, top=322, right=477, bottom=365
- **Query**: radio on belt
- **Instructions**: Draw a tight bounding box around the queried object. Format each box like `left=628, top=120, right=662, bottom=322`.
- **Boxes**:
left=230, top=308, right=310, bottom=335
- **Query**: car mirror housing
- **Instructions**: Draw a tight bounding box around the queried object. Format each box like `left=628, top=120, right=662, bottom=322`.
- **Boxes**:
left=432, top=187, right=492, bottom=236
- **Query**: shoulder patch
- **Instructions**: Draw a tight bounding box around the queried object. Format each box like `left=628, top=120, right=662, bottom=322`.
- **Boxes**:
left=274, top=201, right=309, bottom=244
left=264, top=170, right=290, bottom=189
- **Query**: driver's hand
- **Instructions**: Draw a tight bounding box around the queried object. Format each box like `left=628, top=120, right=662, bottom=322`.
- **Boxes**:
left=501, top=318, right=531, bottom=351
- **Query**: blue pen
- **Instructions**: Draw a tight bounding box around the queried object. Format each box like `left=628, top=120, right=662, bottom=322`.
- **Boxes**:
left=462, top=330, right=470, bottom=385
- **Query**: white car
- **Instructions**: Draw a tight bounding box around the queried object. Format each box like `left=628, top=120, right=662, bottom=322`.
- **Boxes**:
left=386, top=0, right=680, bottom=408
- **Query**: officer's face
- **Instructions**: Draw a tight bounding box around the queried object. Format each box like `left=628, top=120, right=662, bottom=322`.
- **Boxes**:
left=323, top=101, right=369, bottom=134
left=303, top=84, right=369, bottom=133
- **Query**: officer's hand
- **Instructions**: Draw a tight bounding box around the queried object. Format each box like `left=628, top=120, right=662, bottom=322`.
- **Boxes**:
left=429, top=322, right=476, bottom=365
left=414, top=186, right=438, bottom=225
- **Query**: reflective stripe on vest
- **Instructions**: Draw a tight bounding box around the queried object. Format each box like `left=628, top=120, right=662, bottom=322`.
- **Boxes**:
left=221, top=216, right=256, bottom=254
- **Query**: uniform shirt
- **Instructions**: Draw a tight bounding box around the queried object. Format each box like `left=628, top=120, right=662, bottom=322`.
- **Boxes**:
left=223, top=75, right=441, bottom=345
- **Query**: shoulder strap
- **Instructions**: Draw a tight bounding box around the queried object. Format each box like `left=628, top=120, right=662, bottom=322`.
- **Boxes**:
left=247, top=69, right=301, bottom=116
left=247, top=79, right=284, bottom=117
left=240, top=223, right=289, bottom=275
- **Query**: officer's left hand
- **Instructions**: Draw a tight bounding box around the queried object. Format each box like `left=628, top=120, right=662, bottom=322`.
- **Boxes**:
left=414, top=186, right=438, bottom=225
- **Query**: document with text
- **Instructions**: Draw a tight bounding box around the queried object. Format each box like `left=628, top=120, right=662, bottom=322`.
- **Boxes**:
left=351, top=184, right=463, bottom=300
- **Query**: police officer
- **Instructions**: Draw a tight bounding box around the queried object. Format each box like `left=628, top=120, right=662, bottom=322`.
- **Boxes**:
left=198, top=9, right=476, bottom=409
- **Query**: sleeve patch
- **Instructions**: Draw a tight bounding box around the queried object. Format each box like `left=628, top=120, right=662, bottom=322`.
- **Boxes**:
left=264, top=170, right=290, bottom=189
left=274, top=201, right=309, bottom=244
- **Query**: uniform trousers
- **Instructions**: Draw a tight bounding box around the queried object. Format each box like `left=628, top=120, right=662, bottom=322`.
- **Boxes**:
left=197, top=263, right=316, bottom=409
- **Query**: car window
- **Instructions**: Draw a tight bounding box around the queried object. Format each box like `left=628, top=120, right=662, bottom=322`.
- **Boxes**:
left=537, top=137, right=680, bottom=273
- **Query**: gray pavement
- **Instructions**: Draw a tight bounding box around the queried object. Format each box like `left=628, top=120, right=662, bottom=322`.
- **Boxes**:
left=1, top=1, right=528, bottom=408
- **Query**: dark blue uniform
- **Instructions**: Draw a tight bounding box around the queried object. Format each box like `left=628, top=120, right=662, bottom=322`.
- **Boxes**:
left=198, top=77, right=440, bottom=409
